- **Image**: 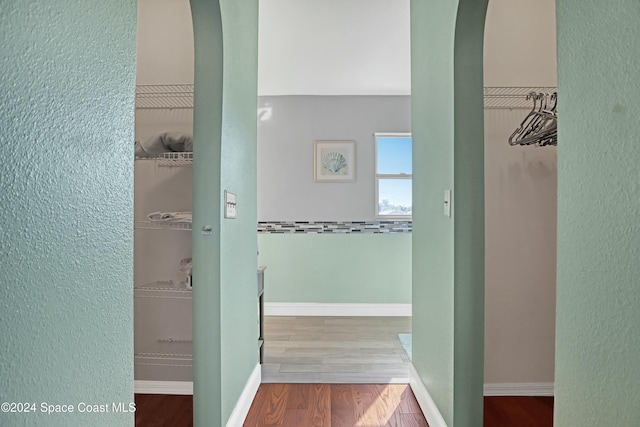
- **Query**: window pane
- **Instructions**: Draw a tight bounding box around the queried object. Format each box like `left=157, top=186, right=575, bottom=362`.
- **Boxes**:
left=378, top=179, right=412, bottom=216
left=377, top=136, right=412, bottom=174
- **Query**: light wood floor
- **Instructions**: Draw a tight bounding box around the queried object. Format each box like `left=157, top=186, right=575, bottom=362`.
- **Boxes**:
left=244, top=383, right=428, bottom=427
left=262, top=316, right=412, bottom=383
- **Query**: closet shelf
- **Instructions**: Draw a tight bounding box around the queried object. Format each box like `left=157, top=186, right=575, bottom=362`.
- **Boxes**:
left=135, top=221, right=192, bottom=231
left=484, top=87, right=558, bottom=109
left=135, top=152, right=193, bottom=167
left=136, top=84, right=194, bottom=110
left=135, top=339, right=193, bottom=367
left=135, top=281, right=192, bottom=299
left=136, top=85, right=557, bottom=111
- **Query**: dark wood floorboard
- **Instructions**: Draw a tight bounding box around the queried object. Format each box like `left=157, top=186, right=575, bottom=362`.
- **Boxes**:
left=135, top=394, right=193, bottom=427
left=483, top=396, right=554, bottom=427
left=134, top=392, right=554, bottom=427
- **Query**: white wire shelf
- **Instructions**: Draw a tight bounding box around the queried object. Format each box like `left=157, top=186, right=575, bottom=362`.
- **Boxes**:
left=484, top=86, right=557, bottom=109
left=136, top=84, right=556, bottom=111
left=135, top=152, right=193, bottom=167
left=135, top=220, right=192, bottom=231
left=135, top=339, right=193, bottom=367
left=136, top=84, right=194, bottom=110
left=135, top=281, right=192, bottom=299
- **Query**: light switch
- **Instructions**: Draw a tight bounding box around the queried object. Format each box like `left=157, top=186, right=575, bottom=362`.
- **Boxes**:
left=224, top=191, right=236, bottom=219
left=444, top=190, right=451, bottom=217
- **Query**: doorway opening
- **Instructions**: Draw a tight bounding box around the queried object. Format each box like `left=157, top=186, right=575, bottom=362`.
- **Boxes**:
left=256, top=0, right=414, bottom=384
left=132, top=0, right=195, bottom=395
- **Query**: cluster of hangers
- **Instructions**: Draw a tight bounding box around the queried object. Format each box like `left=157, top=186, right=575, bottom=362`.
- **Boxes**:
left=509, top=92, right=557, bottom=147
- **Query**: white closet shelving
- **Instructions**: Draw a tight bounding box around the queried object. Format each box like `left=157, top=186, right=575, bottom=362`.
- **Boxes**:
left=484, top=86, right=557, bottom=109
left=135, top=152, right=194, bottom=167
left=134, top=84, right=194, bottom=383
left=135, top=281, right=193, bottom=299
left=136, top=84, right=194, bottom=110
left=135, top=339, right=193, bottom=368
left=134, top=221, right=192, bottom=231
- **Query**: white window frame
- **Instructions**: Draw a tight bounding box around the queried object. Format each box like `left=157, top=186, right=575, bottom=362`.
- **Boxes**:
left=374, top=132, right=412, bottom=219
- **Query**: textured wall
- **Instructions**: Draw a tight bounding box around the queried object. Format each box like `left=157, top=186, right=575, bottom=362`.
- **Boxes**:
left=411, top=0, right=487, bottom=425
left=0, top=1, right=136, bottom=426
left=258, top=234, right=411, bottom=304
left=555, top=1, right=640, bottom=425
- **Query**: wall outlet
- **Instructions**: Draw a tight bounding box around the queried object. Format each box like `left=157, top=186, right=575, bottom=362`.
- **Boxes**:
left=224, top=191, right=236, bottom=219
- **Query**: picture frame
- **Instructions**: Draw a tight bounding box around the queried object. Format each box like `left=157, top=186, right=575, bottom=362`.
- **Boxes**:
left=313, top=140, right=356, bottom=182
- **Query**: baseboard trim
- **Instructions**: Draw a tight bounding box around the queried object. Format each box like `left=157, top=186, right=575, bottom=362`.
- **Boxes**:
left=483, top=382, right=554, bottom=396
left=264, top=303, right=412, bottom=317
left=409, top=364, right=448, bottom=427
left=134, top=380, right=193, bottom=395
left=226, top=363, right=262, bottom=427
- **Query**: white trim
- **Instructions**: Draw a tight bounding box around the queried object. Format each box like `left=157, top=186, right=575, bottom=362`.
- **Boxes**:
left=264, top=303, right=412, bottom=317
left=409, top=364, right=448, bottom=427
left=226, top=363, right=262, bottom=427
left=134, top=380, right=193, bottom=395
left=483, top=382, right=554, bottom=396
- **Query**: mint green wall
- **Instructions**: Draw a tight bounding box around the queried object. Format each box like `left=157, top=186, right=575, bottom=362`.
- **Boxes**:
left=411, top=0, right=487, bottom=425
left=190, top=0, right=224, bottom=424
left=219, top=0, right=260, bottom=424
left=191, top=0, right=259, bottom=425
left=258, top=234, right=411, bottom=304
left=0, top=2, right=136, bottom=426
left=555, top=2, right=640, bottom=425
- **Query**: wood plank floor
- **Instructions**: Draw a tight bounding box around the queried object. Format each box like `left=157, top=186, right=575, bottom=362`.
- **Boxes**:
left=483, top=396, right=554, bottom=427
left=262, top=316, right=412, bottom=383
left=134, top=393, right=554, bottom=426
left=135, top=394, right=193, bottom=427
left=244, top=384, right=428, bottom=427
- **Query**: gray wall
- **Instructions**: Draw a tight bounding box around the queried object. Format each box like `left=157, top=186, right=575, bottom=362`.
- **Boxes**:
left=258, top=96, right=411, bottom=221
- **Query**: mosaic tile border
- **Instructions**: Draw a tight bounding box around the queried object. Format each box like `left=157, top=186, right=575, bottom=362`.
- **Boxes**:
left=258, top=221, right=412, bottom=234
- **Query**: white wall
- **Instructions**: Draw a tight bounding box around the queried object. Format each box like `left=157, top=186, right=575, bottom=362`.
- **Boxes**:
left=136, top=0, right=194, bottom=85
left=484, top=0, right=557, bottom=87
left=483, top=0, right=557, bottom=385
left=258, top=0, right=411, bottom=95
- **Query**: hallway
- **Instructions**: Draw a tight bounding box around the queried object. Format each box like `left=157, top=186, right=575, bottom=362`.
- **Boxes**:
left=262, top=316, right=412, bottom=384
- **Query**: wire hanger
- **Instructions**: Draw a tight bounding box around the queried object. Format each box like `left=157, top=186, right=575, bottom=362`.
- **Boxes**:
left=509, top=92, right=557, bottom=147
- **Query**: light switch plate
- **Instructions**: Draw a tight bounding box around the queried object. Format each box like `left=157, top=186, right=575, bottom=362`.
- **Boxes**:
left=444, top=190, right=451, bottom=217
left=224, top=190, right=236, bottom=219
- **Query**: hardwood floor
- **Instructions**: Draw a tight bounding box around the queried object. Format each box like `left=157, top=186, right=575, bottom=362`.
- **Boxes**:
left=483, top=396, right=554, bottom=427
left=135, top=394, right=193, bottom=427
left=243, top=384, right=428, bottom=427
left=262, top=316, right=412, bottom=383
left=134, top=393, right=553, bottom=426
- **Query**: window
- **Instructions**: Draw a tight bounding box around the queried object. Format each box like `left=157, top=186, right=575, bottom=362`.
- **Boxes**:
left=375, top=133, right=412, bottom=218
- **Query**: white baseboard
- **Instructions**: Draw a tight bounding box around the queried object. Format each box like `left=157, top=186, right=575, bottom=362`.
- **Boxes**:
left=134, top=380, right=193, bottom=395
left=409, top=364, right=448, bottom=427
left=264, top=303, right=412, bottom=317
left=483, top=382, right=554, bottom=396
left=226, top=363, right=262, bottom=427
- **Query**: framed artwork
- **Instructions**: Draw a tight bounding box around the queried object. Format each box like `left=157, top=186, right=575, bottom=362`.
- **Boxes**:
left=313, top=140, right=356, bottom=182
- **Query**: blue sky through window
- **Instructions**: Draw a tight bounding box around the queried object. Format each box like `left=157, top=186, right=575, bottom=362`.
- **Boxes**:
left=377, top=135, right=412, bottom=216
left=378, top=179, right=412, bottom=211
left=377, top=136, right=412, bottom=174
